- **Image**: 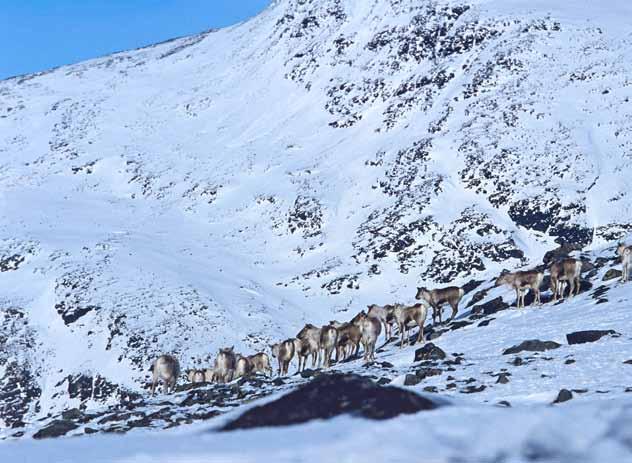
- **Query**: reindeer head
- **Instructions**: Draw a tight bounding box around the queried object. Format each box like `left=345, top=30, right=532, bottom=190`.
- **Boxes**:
left=270, top=343, right=279, bottom=358
left=617, top=243, right=627, bottom=257
left=415, top=287, right=430, bottom=301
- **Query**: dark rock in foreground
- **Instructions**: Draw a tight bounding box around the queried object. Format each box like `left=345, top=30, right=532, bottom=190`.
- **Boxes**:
left=414, top=343, right=447, bottom=361
left=33, top=420, right=79, bottom=439
left=552, top=389, right=573, bottom=404
left=503, top=340, right=561, bottom=355
left=219, top=373, right=438, bottom=431
left=602, top=269, right=622, bottom=281
left=566, top=330, right=619, bottom=345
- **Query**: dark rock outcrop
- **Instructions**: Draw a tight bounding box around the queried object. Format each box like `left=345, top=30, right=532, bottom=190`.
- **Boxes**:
left=566, top=330, right=619, bottom=345
left=414, top=343, right=447, bottom=361
left=219, top=373, right=438, bottom=431
left=33, top=420, right=79, bottom=439
left=552, top=389, right=573, bottom=404
left=502, top=340, right=561, bottom=355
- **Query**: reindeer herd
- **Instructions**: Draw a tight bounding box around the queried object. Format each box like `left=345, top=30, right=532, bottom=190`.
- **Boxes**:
left=150, top=244, right=632, bottom=395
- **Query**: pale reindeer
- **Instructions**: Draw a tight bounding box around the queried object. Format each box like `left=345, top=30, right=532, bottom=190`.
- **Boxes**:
left=617, top=243, right=632, bottom=282
left=187, top=369, right=205, bottom=384
left=203, top=368, right=216, bottom=383
left=495, top=270, right=544, bottom=309
left=388, top=303, right=428, bottom=348
left=319, top=325, right=339, bottom=368
left=214, top=347, right=237, bottom=384
left=367, top=304, right=396, bottom=341
left=415, top=286, right=464, bottom=325
left=352, top=311, right=382, bottom=361
left=296, top=324, right=321, bottom=371
left=248, top=352, right=273, bottom=376
left=550, top=258, right=582, bottom=301
left=330, top=320, right=362, bottom=361
left=234, top=355, right=253, bottom=380
left=271, top=339, right=296, bottom=376
left=151, top=354, right=180, bottom=395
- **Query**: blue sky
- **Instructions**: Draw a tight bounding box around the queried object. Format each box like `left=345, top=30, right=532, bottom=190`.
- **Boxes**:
left=0, top=1, right=271, bottom=80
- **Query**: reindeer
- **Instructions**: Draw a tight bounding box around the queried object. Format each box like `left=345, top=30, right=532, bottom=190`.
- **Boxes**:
left=617, top=243, right=632, bottom=282
left=271, top=339, right=296, bottom=376
left=352, top=311, right=382, bottom=361
left=367, top=304, right=396, bottom=342
left=415, top=286, right=464, bottom=325
left=248, top=353, right=273, bottom=376
left=296, top=324, right=321, bottom=371
left=203, top=368, right=216, bottom=383
left=330, top=320, right=362, bottom=361
left=213, top=347, right=237, bottom=384
left=550, top=258, right=582, bottom=301
left=319, top=325, right=338, bottom=368
left=495, top=270, right=544, bottom=309
left=187, top=369, right=205, bottom=384
left=234, top=355, right=253, bottom=380
left=389, top=303, right=428, bottom=348
left=150, top=354, right=180, bottom=395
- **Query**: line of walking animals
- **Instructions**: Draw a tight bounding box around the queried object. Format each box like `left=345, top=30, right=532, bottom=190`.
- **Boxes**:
left=150, top=244, right=632, bottom=394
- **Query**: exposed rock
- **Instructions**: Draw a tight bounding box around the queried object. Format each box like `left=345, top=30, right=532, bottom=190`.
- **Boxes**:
left=219, top=374, right=439, bottom=431
left=511, top=357, right=524, bottom=366
left=299, top=368, right=320, bottom=379
left=461, top=385, right=486, bottom=394
left=552, top=389, right=573, bottom=404
left=33, top=419, right=79, bottom=439
left=496, top=373, right=510, bottom=384
left=404, top=374, right=422, bottom=386
left=478, top=318, right=494, bottom=327
left=624, top=360, right=632, bottom=365
left=471, top=297, right=509, bottom=315
left=497, top=400, right=511, bottom=407
left=416, top=368, right=442, bottom=381
left=566, top=330, right=620, bottom=345
left=564, top=359, right=576, bottom=365
left=414, top=343, right=447, bottom=361
left=602, top=269, right=622, bottom=281
left=503, top=340, right=561, bottom=355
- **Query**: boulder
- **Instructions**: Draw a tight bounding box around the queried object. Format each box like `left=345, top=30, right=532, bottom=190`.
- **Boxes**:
left=219, top=373, right=439, bottom=431
left=414, top=343, right=447, bottom=362
left=471, top=297, right=509, bottom=315
left=404, top=374, right=422, bottom=386
left=416, top=368, right=442, bottom=380
left=33, top=420, right=79, bottom=439
left=502, top=340, right=561, bottom=355
left=552, top=389, right=573, bottom=404
left=602, top=269, right=622, bottom=281
left=496, top=373, right=510, bottom=384
left=566, top=330, right=619, bottom=345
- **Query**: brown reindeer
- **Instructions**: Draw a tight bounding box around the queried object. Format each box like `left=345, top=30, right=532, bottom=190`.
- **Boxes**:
left=319, top=325, right=338, bottom=368
left=234, top=355, right=253, bottom=380
left=296, top=324, right=321, bottom=371
left=495, top=270, right=544, bottom=309
left=151, top=355, right=180, bottom=395
left=248, top=353, right=273, bottom=376
left=617, top=243, right=632, bottom=282
left=214, top=347, right=237, bottom=384
left=187, top=369, right=205, bottom=384
left=388, top=303, right=428, bottom=348
left=415, top=286, right=464, bottom=324
left=352, top=311, right=382, bottom=361
left=329, top=320, right=362, bottom=361
left=271, top=339, right=296, bottom=376
left=550, top=258, right=582, bottom=301
left=367, top=304, right=396, bottom=341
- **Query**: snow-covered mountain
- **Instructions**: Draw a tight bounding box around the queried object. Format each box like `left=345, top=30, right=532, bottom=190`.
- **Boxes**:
left=2, top=0, right=632, bottom=457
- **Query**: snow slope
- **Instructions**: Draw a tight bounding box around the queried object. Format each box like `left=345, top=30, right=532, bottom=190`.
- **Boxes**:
left=1, top=0, right=632, bottom=457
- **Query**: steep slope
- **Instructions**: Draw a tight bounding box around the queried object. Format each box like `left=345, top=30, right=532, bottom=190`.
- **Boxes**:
left=1, top=0, right=632, bottom=438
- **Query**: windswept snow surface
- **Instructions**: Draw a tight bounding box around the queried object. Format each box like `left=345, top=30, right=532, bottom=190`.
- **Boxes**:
left=2, top=0, right=632, bottom=460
